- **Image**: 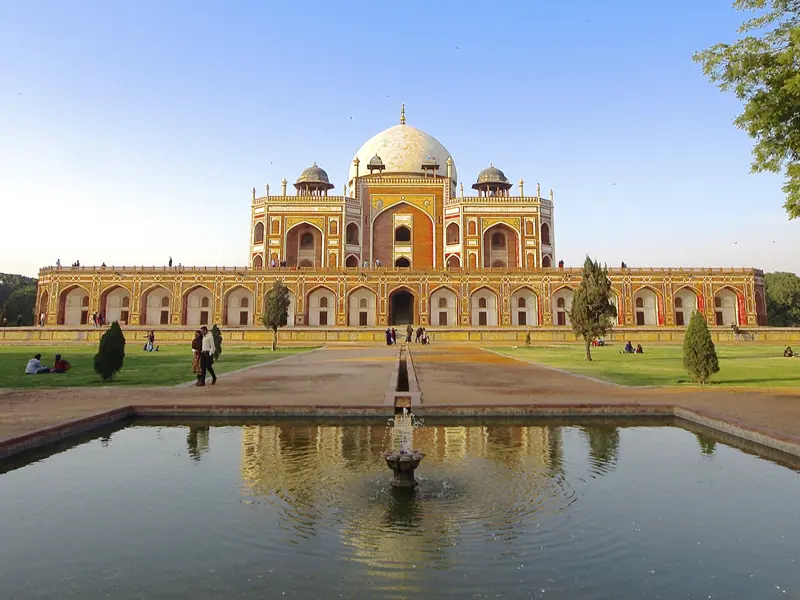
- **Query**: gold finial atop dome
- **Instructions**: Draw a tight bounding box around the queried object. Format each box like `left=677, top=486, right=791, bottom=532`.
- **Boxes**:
left=400, top=103, right=406, bottom=125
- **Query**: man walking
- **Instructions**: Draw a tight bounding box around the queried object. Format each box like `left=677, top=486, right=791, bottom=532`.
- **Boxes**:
left=406, top=324, right=413, bottom=343
left=196, top=325, right=217, bottom=386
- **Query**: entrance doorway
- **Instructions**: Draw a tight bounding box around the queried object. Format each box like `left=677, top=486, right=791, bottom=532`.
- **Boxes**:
left=389, top=290, right=414, bottom=325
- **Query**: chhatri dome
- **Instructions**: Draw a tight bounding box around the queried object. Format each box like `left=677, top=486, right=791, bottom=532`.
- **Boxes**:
left=348, top=105, right=457, bottom=185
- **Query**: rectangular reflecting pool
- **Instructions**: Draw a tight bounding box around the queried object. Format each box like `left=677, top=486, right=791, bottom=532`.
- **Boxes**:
left=1, top=418, right=799, bottom=599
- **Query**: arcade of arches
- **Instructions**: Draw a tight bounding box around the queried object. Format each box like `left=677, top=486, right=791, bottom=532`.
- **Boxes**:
left=46, top=276, right=762, bottom=329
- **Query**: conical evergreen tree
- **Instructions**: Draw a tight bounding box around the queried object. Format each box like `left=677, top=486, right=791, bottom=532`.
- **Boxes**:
left=262, top=280, right=291, bottom=351
left=568, top=256, right=617, bottom=361
left=94, top=321, right=126, bottom=381
left=682, top=311, right=720, bottom=384
left=211, top=324, right=222, bottom=361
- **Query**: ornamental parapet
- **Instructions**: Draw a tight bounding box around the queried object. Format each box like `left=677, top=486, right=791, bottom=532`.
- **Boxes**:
left=38, top=265, right=764, bottom=276
left=446, top=195, right=546, bottom=205
left=253, top=195, right=356, bottom=206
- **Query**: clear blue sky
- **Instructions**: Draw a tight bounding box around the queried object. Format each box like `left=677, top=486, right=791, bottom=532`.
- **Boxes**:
left=1, top=0, right=797, bottom=277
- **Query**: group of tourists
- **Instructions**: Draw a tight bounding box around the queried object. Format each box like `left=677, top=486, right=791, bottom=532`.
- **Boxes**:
left=784, top=347, right=798, bottom=358
left=385, top=325, right=430, bottom=346
left=24, top=353, right=71, bottom=375
left=1, top=314, right=24, bottom=327
left=621, top=341, right=644, bottom=354
left=89, top=312, right=105, bottom=327
left=191, top=325, right=217, bottom=386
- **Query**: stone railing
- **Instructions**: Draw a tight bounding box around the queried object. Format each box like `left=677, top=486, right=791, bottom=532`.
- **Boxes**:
left=39, top=265, right=763, bottom=276
left=253, top=195, right=351, bottom=206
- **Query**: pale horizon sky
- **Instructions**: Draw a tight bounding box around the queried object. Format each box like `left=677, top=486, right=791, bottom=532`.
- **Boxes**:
left=1, top=0, right=798, bottom=278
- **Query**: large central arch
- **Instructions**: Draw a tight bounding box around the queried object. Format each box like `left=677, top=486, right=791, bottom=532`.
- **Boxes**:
left=371, top=203, right=435, bottom=269
left=482, top=223, right=520, bottom=268
left=285, top=222, right=323, bottom=268
left=388, top=286, right=416, bottom=326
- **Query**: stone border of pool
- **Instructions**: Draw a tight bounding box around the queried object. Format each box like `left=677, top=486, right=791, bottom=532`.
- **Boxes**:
left=2, top=402, right=799, bottom=461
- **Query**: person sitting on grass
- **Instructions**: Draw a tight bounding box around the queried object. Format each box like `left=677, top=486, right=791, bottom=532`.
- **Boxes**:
left=622, top=340, right=634, bottom=354
left=635, top=344, right=644, bottom=354
left=25, top=353, right=50, bottom=374
left=52, top=354, right=71, bottom=373
left=784, top=346, right=796, bottom=358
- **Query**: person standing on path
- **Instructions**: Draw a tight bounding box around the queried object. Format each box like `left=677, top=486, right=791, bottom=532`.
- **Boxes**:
left=385, top=327, right=392, bottom=346
left=415, top=326, right=423, bottom=343
left=191, top=330, right=203, bottom=379
left=406, top=324, right=413, bottom=343
left=197, top=325, right=217, bottom=386
left=169, top=256, right=173, bottom=268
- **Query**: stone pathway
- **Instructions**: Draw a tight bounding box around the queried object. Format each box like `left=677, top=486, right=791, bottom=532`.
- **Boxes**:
left=0, top=346, right=396, bottom=441
left=411, top=344, right=800, bottom=448
left=1, top=344, right=799, bottom=454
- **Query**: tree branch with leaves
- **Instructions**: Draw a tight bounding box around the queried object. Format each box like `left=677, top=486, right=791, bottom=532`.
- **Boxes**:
left=694, top=0, right=800, bottom=218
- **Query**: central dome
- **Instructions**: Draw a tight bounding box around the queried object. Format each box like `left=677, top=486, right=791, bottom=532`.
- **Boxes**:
left=348, top=123, right=457, bottom=185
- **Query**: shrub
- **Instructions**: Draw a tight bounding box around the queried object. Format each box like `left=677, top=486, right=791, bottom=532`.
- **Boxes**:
left=682, top=311, right=720, bottom=384
left=94, top=321, right=126, bottom=381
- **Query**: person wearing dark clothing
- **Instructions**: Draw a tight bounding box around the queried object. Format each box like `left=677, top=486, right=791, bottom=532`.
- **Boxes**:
left=635, top=344, right=644, bottom=354
left=415, top=327, right=423, bottom=343
left=17, top=314, right=22, bottom=326
left=623, top=341, right=634, bottom=354
left=169, top=256, right=173, bottom=267
left=385, top=327, right=392, bottom=346
left=785, top=347, right=796, bottom=358
left=391, top=328, right=397, bottom=345
left=191, top=330, right=203, bottom=377
left=196, top=325, right=217, bottom=386
left=406, top=324, right=413, bottom=343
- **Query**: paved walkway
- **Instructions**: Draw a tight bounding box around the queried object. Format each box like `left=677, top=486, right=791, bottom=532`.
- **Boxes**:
left=412, top=345, right=800, bottom=447
left=1, top=344, right=799, bottom=452
left=0, top=346, right=396, bottom=441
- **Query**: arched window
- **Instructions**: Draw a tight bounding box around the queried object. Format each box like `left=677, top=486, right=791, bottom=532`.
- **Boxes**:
left=446, top=223, right=459, bottom=244
left=541, top=222, right=551, bottom=245
left=241, top=297, right=249, bottom=308
left=122, top=296, right=130, bottom=308
left=395, top=226, right=411, bottom=243
left=491, top=232, right=505, bottom=249
left=517, top=297, right=526, bottom=308
left=345, top=255, right=358, bottom=267
left=359, top=298, right=368, bottom=309
left=468, top=221, right=477, bottom=236
left=346, top=223, right=359, bottom=245
left=81, top=296, right=89, bottom=307
left=395, top=257, right=411, bottom=268
left=674, top=297, right=683, bottom=308
left=300, top=232, right=314, bottom=248
left=271, top=220, right=280, bottom=235
left=557, top=297, right=565, bottom=308
left=635, top=297, right=644, bottom=308
left=329, top=220, right=338, bottom=235
left=161, top=296, right=170, bottom=307
left=525, top=220, right=534, bottom=235
left=329, top=253, right=337, bottom=267
left=201, top=296, right=210, bottom=308
left=478, top=297, right=487, bottom=309
left=491, top=259, right=506, bottom=268
left=320, top=297, right=328, bottom=308
left=253, top=222, right=265, bottom=243
left=438, top=297, right=448, bottom=308
left=253, top=255, right=263, bottom=269
left=542, top=255, right=552, bottom=268
left=299, top=259, right=313, bottom=267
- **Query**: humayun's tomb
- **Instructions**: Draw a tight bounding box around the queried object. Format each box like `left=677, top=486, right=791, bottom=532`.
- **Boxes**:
left=26, top=106, right=773, bottom=343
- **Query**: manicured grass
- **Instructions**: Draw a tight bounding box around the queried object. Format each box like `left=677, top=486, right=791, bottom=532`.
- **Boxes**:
left=0, top=345, right=314, bottom=388
left=495, top=344, right=800, bottom=388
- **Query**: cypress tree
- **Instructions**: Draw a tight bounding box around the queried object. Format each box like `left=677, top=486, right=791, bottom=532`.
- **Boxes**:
left=94, top=321, right=126, bottom=381
left=262, top=280, right=290, bottom=351
left=683, top=311, right=720, bottom=384
left=211, top=324, right=222, bottom=361
left=568, top=256, right=618, bottom=361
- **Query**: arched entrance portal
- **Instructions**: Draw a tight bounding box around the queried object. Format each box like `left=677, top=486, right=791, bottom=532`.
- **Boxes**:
left=389, top=289, right=415, bottom=326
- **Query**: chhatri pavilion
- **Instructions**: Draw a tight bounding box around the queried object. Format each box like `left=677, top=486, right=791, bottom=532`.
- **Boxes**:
left=34, top=106, right=767, bottom=342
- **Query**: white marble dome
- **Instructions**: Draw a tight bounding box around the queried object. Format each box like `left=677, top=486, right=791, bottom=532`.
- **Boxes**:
left=348, top=124, right=457, bottom=185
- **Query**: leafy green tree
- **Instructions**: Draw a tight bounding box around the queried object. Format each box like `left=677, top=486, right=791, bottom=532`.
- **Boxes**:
left=3, top=285, right=36, bottom=326
left=0, top=273, right=37, bottom=324
left=211, top=324, right=223, bottom=361
left=764, top=271, right=800, bottom=325
left=94, top=321, right=126, bottom=382
left=683, top=312, right=720, bottom=385
left=568, top=256, right=618, bottom=361
left=262, top=280, right=290, bottom=351
left=693, top=0, right=800, bottom=218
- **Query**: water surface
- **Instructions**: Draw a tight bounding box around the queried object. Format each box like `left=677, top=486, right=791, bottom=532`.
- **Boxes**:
left=1, top=419, right=798, bottom=599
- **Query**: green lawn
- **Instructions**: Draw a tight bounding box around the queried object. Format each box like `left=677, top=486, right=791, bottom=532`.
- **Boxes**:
left=0, top=345, right=314, bottom=388
left=495, top=344, right=800, bottom=388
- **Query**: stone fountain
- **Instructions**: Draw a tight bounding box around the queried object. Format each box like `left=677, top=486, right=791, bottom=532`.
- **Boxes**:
left=383, top=409, right=425, bottom=489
